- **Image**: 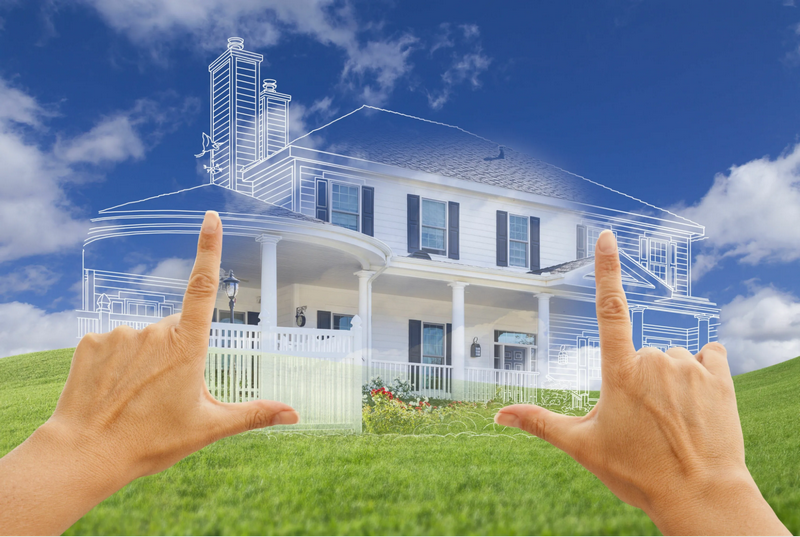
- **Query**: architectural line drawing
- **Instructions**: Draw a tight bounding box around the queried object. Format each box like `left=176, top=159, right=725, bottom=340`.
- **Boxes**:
left=77, top=37, right=720, bottom=430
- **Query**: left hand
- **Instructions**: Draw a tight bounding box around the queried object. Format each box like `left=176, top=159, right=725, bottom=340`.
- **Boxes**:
left=0, top=210, right=298, bottom=535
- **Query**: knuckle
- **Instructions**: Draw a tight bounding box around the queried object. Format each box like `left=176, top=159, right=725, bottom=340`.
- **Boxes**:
left=521, top=413, right=548, bottom=440
left=246, top=407, right=273, bottom=430
left=76, top=332, right=103, bottom=351
left=597, top=293, right=628, bottom=320
left=186, top=272, right=218, bottom=298
left=637, top=346, right=662, bottom=360
left=702, top=341, right=727, bottom=356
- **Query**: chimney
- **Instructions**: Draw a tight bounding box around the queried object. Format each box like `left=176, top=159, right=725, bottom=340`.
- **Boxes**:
left=259, top=79, right=292, bottom=159
left=207, top=37, right=264, bottom=190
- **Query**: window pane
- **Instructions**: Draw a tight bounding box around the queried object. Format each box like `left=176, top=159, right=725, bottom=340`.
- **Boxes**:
left=333, top=314, right=353, bottom=331
left=509, top=241, right=528, bottom=267
left=421, top=227, right=445, bottom=250
left=509, top=215, right=528, bottom=241
left=332, top=183, right=359, bottom=214
left=423, top=324, right=444, bottom=363
left=332, top=211, right=359, bottom=231
left=421, top=199, right=446, bottom=228
left=587, top=227, right=605, bottom=256
left=495, top=331, right=536, bottom=345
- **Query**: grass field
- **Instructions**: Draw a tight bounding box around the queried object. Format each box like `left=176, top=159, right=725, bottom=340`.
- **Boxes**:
left=1, top=349, right=798, bottom=535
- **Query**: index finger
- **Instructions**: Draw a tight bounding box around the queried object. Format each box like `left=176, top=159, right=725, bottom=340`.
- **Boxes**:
left=594, top=230, right=637, bottom=373
left=178, top=211, right=223, bottom=345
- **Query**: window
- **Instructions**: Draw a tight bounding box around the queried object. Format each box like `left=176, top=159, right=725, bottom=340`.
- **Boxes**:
left=217, top=310, right=246, bottom=324
left=421, top=199, right=447, bottom=254
left=331, top=183, right=359, bottom=231
left=333, top=314, right=353, bottom=330
left=509, top=214, right=529, bottom=267
left=648, top=239, right=668, bottom=281
left=422, top=323, right=445, bottom=364
left=494, top=330, right=536, bottom=346
left=128, top=302, right=156, bottom=316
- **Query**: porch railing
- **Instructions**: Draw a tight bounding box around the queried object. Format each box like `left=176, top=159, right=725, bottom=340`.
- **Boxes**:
left=465, top=367, right=538, bottom=404
left=370, top=361, right=453, bottom=399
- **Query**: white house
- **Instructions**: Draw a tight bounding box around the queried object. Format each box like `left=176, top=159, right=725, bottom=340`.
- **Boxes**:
left=77, top=38, right=719, bottom=410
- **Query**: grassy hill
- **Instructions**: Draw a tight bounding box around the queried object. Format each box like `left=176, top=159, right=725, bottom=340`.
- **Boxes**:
left=1, top=349, right=797, bottom=535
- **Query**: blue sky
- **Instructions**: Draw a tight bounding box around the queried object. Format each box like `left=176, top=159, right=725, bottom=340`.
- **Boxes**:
left=0, top=0, right=799, bottom=372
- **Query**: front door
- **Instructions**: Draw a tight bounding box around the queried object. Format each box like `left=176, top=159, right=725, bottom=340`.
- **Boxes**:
left=504, top=346, right=526, bottom=371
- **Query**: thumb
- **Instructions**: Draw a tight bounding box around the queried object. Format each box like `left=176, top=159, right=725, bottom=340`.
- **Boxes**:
left=210, top=400, right=300, bottom=439
left=495, top=404, right=582, bottom=454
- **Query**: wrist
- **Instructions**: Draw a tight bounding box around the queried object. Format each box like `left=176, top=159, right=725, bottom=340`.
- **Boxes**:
left=645, top=468, right=788, bottom=535
left=34, top=419, right=133, bottom=499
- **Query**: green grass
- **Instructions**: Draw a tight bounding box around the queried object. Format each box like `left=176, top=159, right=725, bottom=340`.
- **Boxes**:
left=1, top=349, right=798, bottom=535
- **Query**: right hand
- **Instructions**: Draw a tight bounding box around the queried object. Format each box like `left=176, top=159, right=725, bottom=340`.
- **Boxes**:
left=495, top=230, right=789, bottom=536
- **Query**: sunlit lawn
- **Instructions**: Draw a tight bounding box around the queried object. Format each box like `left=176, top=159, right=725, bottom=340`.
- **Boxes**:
left=1, top=349, right=797, bottom=535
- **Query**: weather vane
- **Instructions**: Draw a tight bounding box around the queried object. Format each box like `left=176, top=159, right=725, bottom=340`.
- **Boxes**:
left=195, top=132, right=221, bottom=177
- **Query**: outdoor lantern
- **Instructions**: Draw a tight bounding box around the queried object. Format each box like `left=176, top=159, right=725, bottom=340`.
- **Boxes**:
left=221, top=270, right=239, bottom=323
left=470, top=337, right=482, bottom=358
left=295, top=306, right=307, bottom=327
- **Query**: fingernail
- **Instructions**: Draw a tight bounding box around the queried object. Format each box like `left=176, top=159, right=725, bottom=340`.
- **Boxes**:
left=494, top=411, right=521, bottom=429
left=201, top=211, right=220, bottom=234
left=597, top=230, right=617, bottom=255
left=270, top=410, right=300, bottom=426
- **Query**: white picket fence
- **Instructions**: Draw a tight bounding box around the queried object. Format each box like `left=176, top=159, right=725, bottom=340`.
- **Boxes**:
left=205, top=317, right=363, bottom=432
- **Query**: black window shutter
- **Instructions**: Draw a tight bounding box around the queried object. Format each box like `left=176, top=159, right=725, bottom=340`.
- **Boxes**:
left=576, top=224, right=587, bottom=259
left=447, top=202, right=460, bottom=260
left=530, top=216, right=541, bottom=271
left=361, top=186, right=374, bottom=237
left=445, top=323, right=452, bottom=365
left=317, top=310, right=332, bottom=329
left=407, top=194, right=420, bottom=253
left=408, top=320, right=422, bottom=363
left=316, top=179, right=329, bottom=221
left=496, top=210, right=508, bottom=267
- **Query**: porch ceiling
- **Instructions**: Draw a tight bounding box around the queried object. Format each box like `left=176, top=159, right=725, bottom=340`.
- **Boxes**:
left=222, top=235, right=363, bottom=293
left=373, top=274, right=538, bottom=311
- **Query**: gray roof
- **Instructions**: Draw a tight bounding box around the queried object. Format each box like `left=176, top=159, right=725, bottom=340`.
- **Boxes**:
left=292, top=106, right=698, bottom=225
left=529, top=256, right=594, bottom=275
left=101, top=183, right=322, bottom=223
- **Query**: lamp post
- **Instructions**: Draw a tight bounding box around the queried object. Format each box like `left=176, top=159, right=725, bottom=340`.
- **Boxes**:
left=222, top=271, right=240, bottom=323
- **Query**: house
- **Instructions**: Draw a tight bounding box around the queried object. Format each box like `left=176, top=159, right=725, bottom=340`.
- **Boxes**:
left=77, top=37, right=720, bottom=410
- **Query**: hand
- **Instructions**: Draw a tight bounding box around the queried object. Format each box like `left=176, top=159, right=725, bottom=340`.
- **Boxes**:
left=0, top=211, right=299, bottom=535
left=495, top=230, right=789, bottom=536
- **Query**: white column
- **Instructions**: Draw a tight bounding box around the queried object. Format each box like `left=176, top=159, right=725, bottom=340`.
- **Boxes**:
left=354, top=270, right=375, bottom=361
left=449, top=282, right=468, bottom=397
left=256, top=234, right=281, bottom=328
left=536, top=293, right=553, bottom=381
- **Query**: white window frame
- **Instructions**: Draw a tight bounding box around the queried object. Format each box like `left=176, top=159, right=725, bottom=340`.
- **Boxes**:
left=640, top=236, right=678, bottom=287
left=332, top=313, right=354, bottom=331
left=422, top=322, right=446, bottom=365
left=330, top=181, right=360, bottom=232
left=420, top=198, right=448, bottom=256
left=508, top=214, right=529, bottom=268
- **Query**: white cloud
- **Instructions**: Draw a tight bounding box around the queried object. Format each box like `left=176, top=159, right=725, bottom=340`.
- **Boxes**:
left=55, top=114, right=145, bottom=165
left=131, top=257, right=194, bottom=280
left=678, top=143, right=800, bottom=279
left=426, top=23, right=492, bottom=110
left=79, top=0, right=419, bottom=106
left=0, top=265, right=60, bottom=297
left=0, top=79, right=195, bottom=263
left=718, top=285, right=800, bottom=374
left=0, top=302, right=76, bottom=359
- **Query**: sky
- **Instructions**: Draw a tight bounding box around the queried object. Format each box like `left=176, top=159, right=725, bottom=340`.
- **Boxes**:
left=0, top=0, right=799, bottom=373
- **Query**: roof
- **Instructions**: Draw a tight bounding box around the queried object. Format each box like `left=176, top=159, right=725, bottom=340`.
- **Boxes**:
left=292, top=106, right=699, bottom=226
left=100, top=183, right=321, bottom=223
left=529, top=257, right=595, bottom=275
